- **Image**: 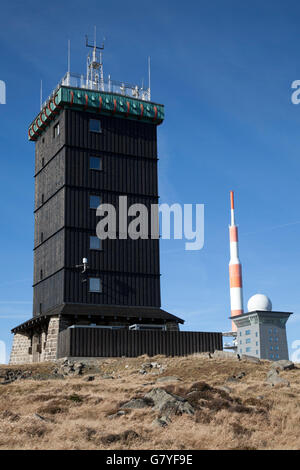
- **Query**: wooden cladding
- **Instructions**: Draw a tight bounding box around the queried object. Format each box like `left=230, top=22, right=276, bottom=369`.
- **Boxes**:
left=57, top=328, right=223, bottom=358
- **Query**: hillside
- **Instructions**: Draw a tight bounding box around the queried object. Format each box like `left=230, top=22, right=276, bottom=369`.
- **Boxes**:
left=0, top=353, right=299, bottom=450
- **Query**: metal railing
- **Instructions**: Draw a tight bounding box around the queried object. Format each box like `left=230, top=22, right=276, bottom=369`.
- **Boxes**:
left=41, top=72, right=151, bottom=110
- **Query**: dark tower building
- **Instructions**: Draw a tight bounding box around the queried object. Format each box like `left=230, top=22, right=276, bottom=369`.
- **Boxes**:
left=10, top=39, right=185, bottom=363
left=10, top=39, right=222, bottom=363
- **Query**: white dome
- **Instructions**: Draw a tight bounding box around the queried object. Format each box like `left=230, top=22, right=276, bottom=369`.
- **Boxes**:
left=247, top=294, right=272, bottom=312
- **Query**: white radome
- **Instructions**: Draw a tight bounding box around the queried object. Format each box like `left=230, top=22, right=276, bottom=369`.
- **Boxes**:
left=247, top=294, right=272, bottom=312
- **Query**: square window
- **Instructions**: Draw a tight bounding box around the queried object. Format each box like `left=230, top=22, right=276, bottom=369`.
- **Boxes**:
left=269, top=337, right=273, bottom=342
left=275, top=337, right=279, bottom=342
left=246, top=347, right=251, bottom=353
left=90, top=236, right=101, bottom=250
left=245, top=330, right=250, bottom=335
left=90, top=195, right=101, bottom=209
left=53, top=122, right=60, bottom=138
left=90, top=156, right=102, bottom=171
left=89, top=278, right=102, bottom=293
left=89, top=119, right=101, bottom=133
left=246, top=338, right=251, bottom=344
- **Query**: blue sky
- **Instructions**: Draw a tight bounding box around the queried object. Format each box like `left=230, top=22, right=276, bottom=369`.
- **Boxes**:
left=0, top=0, right=300, bottom=362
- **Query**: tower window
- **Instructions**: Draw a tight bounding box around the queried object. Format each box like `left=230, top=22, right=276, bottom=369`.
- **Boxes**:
left=89, top=278, right=102, bottom=293
left=40, top=269, right=43, bottom=280
left=89, top=119, right=101, bottom=133
left=90, top=236, right=102, bottom=250
left=41, top=232, right=44, bottom=243
left=41, top=194, right=45, bottom=204
left=90, top=195, right=101, bottom=209
left=53, top=122, right=60, bottom=138
left=42, top=158, right=45, bottom=167
left=90, top=156, right=102, bottom=170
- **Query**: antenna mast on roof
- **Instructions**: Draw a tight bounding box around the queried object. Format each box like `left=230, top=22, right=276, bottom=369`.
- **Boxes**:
left=86, top=26, right=105, bottom=91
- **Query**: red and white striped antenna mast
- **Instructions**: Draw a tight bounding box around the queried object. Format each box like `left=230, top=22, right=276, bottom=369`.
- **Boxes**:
left=229, top=191, right=244, bottom=332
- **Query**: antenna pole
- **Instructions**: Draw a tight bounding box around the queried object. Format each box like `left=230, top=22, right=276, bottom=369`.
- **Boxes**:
left=40, top=80, right=43, bottom=110
left=148, top=56, right=151, bottom=101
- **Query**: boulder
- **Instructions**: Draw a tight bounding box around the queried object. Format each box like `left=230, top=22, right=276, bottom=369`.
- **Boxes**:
left=152, top=415, right=170, bottom=427
left=266, top=369, right=290, bottom=387
left=144, top=388, right=194, bottom=417
left=121, top=398, right=152, bottom=409
left=241, top=354, right=261, bottom=364
left=213, top=350, right=239, bottom=360
left=270, top=360, right=295, bottom=371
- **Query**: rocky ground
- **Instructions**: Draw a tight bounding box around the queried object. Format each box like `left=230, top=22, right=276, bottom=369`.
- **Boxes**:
left=0, top=352, right=299, bottom=450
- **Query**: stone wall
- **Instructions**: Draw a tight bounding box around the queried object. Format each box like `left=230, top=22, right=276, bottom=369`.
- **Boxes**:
left=9, top=333, right=32, bottom=365
left=43, top=316, right=71, bottom=362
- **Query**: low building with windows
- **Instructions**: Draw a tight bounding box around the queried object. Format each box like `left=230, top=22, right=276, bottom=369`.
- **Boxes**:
left=232, top=308, right=292, bottom=361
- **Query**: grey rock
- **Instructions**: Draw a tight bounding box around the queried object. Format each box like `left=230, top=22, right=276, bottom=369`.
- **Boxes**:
left=145, top=388, right=194, bottom=417
left=270, top=360, right=295, bottom=371
left=156, top=376, right=181, bottom=383
left=241, top=354, right=261, bottom=364
left=266, top=369, right=290, bottom=387
left=102, top=375, right=114, bottom=380
left=121, top=398, right=152, bottom=409
left=213, top=350, right=239, bottom=360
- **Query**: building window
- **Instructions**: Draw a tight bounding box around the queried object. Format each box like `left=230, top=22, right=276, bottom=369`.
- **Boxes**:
left=256, top=350, right=258, bottom=355
left=239, top=349, right=242, bottom=353
left=256, top=341, right=258, bottom=346
left=90, top=156, right=102, bottom=171
left=246, top=347, right=251, bottom=353
left=90, top=236, right=102, bottom=250
left=275, top=346, right=279, bottom=351
left=246, top=338, right=251, bottom=344
left=275, top=337, right=279, bottom=342
left=41, top=194, right=44, bottom=204
left=90, top=195, right=101, bottom=209
left=255, top=332, right=258, bottom=337
left=268, top=328, right=272, bottom=334
left=245, top=330, right=251, bottom=335
left=89, top=278, right=102, bottom=293
left=89, top=119, right=101, bottom=133
left=40, top=269, right=43, bottom=280
left=275, top=354, right=279, bottom=359
left=269, top=337, right=273, bottom=342
left=270, top=354, right=274, bottom=359
left=41, top=232, right=44, bottom=243
left=273, top=328, right=277, bottom=334
left=53, top=122, right=60, bottom=138
left=240, top=340, right=242, bottom=345
left=270, top=346, right=273, bottom=351
left=39, top=303, right=42, bottom=314
left=42, top=158, right=45, bottom=167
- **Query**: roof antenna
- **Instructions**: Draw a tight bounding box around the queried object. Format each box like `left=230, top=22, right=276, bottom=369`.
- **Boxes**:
left=40, top=79, right=43, bottom=110
left=148, top=56, right=151, bottom=101
left=86, top=27, right=105, bottom=91
left=67, top=39, right=71, bottom=86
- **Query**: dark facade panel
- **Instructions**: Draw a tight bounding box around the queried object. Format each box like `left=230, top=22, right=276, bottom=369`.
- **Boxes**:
left=34, top=189, right=65, bottom=247
left=64, top=270, right=161, bottom=307
left=33, top=230, right=65, bottom=284
left=35, top=148, right=66, bottom=210
left=33, top=270, right=64, bottom=316
left=35, top=113, right=65, bottom=174
left=65, top=231, right=160, bottom=275
left=65, top=148, right=158, bottom=196
left=65, top=109, right=157, bottom=158
left=65, top=188, right=158, bottom=231
left=57, top=328, right=223, bottom=358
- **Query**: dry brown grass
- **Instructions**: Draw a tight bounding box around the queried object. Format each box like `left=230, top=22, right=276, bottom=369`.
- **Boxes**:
left=0, top=355, right=299, bottom=450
